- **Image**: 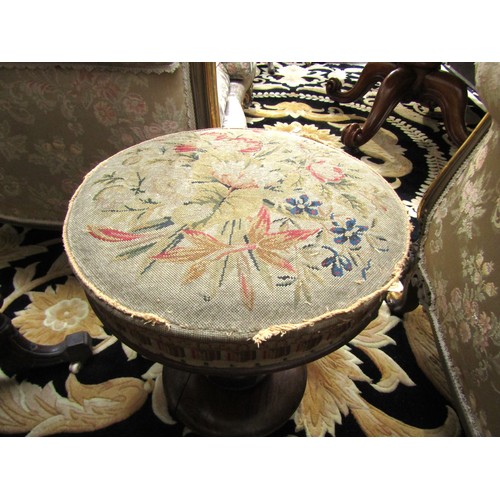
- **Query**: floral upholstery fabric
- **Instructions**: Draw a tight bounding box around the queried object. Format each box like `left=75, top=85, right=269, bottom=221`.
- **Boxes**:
left=222, top=62, right=257, bottom=82
left=0, top=62, right=195, bottom=227
left=64, top=128, right=410, bottom=370
left=216, top=63, right=231, bottom=126
left=419, top=63, right=500, bottom=436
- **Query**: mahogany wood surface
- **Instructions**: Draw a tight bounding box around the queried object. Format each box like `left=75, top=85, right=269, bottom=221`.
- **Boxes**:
left=326, top=62, right=469, bottom=148
left=164, top=365, right=307, bottom=436
left=0, top=313, right=93, bottom=373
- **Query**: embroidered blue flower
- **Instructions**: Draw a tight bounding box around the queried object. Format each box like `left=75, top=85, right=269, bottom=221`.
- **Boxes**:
left=330, top=215, right=368, bottom=247
left=285, top=194, right=322, bottom=216
left=321, top=247, right=353, bottom=277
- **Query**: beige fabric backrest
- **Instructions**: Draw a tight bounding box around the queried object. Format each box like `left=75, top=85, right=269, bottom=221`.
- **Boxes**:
left=0, top=62, right=197, bottom=228
left=418, top=62, right=500, bottom=436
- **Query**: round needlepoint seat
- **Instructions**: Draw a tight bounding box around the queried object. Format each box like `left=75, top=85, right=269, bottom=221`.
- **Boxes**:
left=63, top=128, right=411, bottom=436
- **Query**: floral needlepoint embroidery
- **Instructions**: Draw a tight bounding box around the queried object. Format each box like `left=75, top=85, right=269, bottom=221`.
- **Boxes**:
left=330, top=216, right=368, bottom=247
left=232, top=137, right=263, bottom=153
left=307, top=160, right=345, bottom=183
left=87, top=226, right=150, bottom=242
left=246, top=206, right=319, bottom=272
left=76, top=129, right=407, bottom=320
left=321, top=248, right=353, bottom=277
left=152, top=229, right=229, bottom=264
left=174, top=144, right=199, bottom=153
left=319, top=215, right=372, bottom=279
left=200, top=130, right=231, bottom=141
left=151, top=206, right=319, bottom=309
left=285, top=194, right=322, bottom=216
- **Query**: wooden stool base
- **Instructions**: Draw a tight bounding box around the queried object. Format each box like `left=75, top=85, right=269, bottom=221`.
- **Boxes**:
left=163, top=365, right=307, bottom=436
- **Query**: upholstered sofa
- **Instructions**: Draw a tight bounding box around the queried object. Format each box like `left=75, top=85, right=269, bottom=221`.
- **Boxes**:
left=398, top=62, right=500, bottom=436
left=216, top=62, right=256, bottom=128
left=0, top=61, right=256, bottom=228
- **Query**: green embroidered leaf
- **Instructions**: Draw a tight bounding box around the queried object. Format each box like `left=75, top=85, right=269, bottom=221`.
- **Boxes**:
left=93, top=171, right=125, bottom=185
left=133, top=217, right=174, bottom=233
left=116, top=242, right=156, bottom=260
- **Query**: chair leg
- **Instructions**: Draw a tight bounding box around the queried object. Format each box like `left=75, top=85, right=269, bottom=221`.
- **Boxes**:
left=341, top=65, right=416, bottom=148
left=326, top=62, right=397, bottom=103
left=422, top=71, right=469, bottom=146
left=327, top=62, right=471, bottom=148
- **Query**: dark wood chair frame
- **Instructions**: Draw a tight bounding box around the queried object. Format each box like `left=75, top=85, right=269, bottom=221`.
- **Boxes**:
left=326, top=62, right=470, bottom=149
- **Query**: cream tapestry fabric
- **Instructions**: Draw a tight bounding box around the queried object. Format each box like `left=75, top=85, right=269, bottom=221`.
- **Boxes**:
left=0, top=62, right=195, bottom=227
left=64, top=129, right=410, bottom=345
left=420, top=123, right=500, bottom=435
left=419, top=63, right=500, bottom=436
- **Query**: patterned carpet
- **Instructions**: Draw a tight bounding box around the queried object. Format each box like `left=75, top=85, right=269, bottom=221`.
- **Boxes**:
left=0, top=62, right=486, bottom=436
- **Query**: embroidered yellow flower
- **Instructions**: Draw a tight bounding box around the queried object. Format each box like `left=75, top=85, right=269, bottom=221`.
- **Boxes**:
left=12, top=277, right=108, bottom=345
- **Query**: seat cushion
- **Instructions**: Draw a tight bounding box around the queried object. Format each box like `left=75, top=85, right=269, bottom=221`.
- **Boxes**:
left=64, top=128, right=410, bottom=371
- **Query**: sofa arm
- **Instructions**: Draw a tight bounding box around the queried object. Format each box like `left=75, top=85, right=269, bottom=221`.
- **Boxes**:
left=222, top=62, right=257, bottom=87
left=217, top=63, right=257, bottom=129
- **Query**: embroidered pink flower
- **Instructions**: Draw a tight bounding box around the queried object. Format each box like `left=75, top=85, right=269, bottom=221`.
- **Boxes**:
left=199, top=131, right=262, bottom=153
left=248, top=206, right=319, bottom=272
left=200, top=131, right=230, bottom=141
left=153, top=206, right=318, bottom=274
left=153, top=229, right=228, bottom=263
left=151, top=207, right=319, bottom=309
left=478, top=311, right=492, bottom=345
left=212, top=171, right=259, bottom=191
left=174, top=144, right=199, bottom=153
left=233, top=137, right=262, bottom=153
left=463, top=299, right=479, bottom=320
left=307, top=160, right=345, bottom=183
